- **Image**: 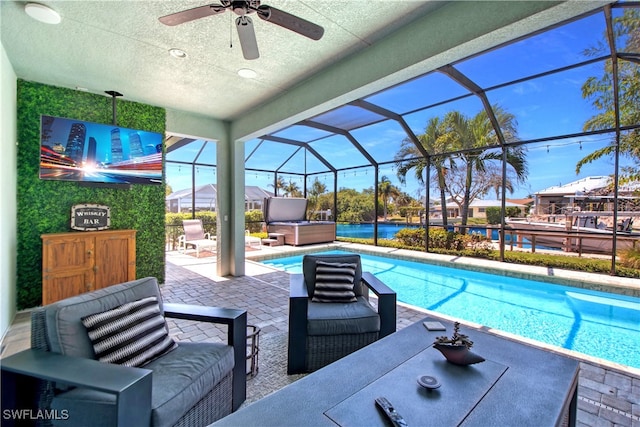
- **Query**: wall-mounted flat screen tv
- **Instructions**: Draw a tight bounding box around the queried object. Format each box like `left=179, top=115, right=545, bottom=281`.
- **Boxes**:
left=39, top=115, right=163, bottom=185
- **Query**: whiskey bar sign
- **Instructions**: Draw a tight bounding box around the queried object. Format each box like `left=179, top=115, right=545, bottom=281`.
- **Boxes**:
left=71, top=204, right=111, bottom=231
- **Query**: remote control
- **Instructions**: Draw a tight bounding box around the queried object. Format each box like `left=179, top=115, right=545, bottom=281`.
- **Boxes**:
left=375, top=396, right=408, bottom=427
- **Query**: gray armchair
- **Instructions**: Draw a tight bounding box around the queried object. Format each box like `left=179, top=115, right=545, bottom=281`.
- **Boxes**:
left=287, top=254, right=396, bottom=374
left=1, top=277, right=246, bottom=427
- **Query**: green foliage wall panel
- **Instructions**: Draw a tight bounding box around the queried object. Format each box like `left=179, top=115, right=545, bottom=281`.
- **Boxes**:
left=17, top=80, right=166, bottom=309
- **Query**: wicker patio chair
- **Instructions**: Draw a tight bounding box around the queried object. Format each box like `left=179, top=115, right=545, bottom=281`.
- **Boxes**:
left=287, top=254, right=396, bottom=374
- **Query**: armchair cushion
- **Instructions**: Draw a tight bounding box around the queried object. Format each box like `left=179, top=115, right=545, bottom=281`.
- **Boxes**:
left=312, top=261, right=358, bottom=303
left=51, top=342, right=234, bottom=427
left=307, top=297, right=380, bottom=336
left=81, top=296, right=177, bottom=367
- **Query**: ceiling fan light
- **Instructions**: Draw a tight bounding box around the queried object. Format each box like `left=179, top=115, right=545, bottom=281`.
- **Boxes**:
left=169, top=48, right=187, bottom=59
left=238, top=68, right=258, bottom=79
left=24, top=2, right=61, bottom=24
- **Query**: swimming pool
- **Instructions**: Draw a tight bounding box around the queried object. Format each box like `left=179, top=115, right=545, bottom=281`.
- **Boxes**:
left=262, top=250, right=640, bottom=369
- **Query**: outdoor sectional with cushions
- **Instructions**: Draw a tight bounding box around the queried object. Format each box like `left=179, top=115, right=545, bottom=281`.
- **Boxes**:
left=1, top=277, right=246, bottom=427
left=287, top=254, right=397, bottom=374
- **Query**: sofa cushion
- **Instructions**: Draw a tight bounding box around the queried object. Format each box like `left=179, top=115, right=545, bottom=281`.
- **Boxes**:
left=312, top=261, right=358, bottom=303
left=81, top=296, right=177, bottom=367
left=44, top=277, right=163, bottom=359
left=307, top=296, right=380, bottom=336
left=51, top=342, right=234, bottom=427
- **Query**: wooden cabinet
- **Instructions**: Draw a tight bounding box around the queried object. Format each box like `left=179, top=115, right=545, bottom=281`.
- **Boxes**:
left=41, top=230, right=136, bottom=305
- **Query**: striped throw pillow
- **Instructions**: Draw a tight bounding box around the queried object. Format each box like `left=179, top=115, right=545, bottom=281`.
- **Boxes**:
left=81, top=296, right=177, bottom=367
left=312, top=261, right=358, bottom=303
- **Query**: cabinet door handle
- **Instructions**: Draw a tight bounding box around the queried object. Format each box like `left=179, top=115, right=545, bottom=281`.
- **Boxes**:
left=94, top=265, right=99, bottom=273
left=87, top=250, right=93, bottom=256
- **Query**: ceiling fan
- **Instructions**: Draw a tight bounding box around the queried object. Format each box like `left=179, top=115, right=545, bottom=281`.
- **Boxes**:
left=159, top=0, right=324, bottom=60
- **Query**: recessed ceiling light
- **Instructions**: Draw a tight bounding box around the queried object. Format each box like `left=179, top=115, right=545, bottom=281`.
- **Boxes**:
left=238, top=68, right=257, bottom=79
left=24, top=3, right=61, bottom=25
left=169, top=48, right=187, bottom=59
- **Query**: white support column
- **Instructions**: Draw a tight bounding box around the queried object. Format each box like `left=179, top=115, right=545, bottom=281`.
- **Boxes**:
left=231, top=140, right=246, bottom=276
left=215, top=124, right=245, bottom=276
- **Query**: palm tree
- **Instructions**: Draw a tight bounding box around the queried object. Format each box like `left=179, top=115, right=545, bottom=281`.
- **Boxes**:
left=308, top=178, right=327, bottom=218
left=395, top=107, right=526, bottom=231
left=269, top=176, right=286, bottom=196
left=283, top=180, right=302, bottom=198
left=378, top=175, right=400, bottom=221
left=395, top=116, right=452, bottom=226
left=442, top=106, right=526, bottom=230
left=486, top=170, right=514, bottom=199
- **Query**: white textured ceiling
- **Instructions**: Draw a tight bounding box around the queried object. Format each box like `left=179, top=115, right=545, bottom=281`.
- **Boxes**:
left=1, top=0, right=612, bottom=139
left=0, top=0, right=444, bottom=121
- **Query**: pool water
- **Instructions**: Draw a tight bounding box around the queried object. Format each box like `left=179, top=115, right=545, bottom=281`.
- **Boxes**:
left=262, top=250, right=640, bottom=369
left=336, top=223, right=558, bottom=250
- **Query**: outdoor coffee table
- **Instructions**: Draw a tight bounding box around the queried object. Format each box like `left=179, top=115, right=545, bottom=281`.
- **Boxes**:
left=213, top=317, right=579, bottom=426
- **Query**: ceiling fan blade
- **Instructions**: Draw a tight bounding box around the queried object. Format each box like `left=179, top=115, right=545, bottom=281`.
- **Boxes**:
left=159, top=4, right=227, bottom=26
left=257, top=5, right=324, bottom=41
left=236, top=16, right=260, bottom=60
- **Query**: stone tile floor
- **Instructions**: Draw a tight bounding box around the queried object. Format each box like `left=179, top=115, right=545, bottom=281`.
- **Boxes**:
left=2, top=248, right=639, bottom=426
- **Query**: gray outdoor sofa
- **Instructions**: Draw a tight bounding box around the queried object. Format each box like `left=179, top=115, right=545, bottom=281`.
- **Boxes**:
left=1, top=277, right=246, bottom=427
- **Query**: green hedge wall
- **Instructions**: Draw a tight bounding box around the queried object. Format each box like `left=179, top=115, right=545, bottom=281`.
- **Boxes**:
left=16, top=80, right=166, bottom=309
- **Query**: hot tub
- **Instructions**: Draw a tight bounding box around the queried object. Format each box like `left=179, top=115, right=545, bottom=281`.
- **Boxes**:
left=263, top=197, right=336, bottom=246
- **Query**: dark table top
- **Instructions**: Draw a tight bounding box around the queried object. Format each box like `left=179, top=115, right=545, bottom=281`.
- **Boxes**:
left=213, top=317, right=579, bottom=427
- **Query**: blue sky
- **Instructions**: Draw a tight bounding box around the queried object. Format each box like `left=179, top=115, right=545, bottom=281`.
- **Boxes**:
left=169, top=8, right=635, bottom=200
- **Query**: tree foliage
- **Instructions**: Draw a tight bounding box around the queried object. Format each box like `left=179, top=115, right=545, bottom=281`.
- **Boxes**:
left=307, top=177, right=328, bottom=219
left=578, top=8, right=640, bottom=183
left=334, top=188, right=376, bottom=222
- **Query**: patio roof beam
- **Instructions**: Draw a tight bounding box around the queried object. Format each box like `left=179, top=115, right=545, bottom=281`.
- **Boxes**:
left=348, top=99, right=431, bottom=158
left=300, top=120, right=379, bottom=168
left=260, top=135, right=336, bottom=173
left=481, top=56, right=608, bottom=94
left=604, top=3, right=621, bottom=275
left=192, top=140, right=209, bottom=165
left=246, top=167, right=278, bottom=176
left=166, top=137, right=197, bottom=153
left=167, top=160, right=217, bottom=168
left=400, top=56, right=609, bottom=124
left=275, top=146, right=303, bottom=173
left=245, top=139, right=265, bottom=162
left=438, top=64, right=508, bottom=147
left=618, top=53, right=640, bottom=65
left=187, top=141, right=209, bottom=216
